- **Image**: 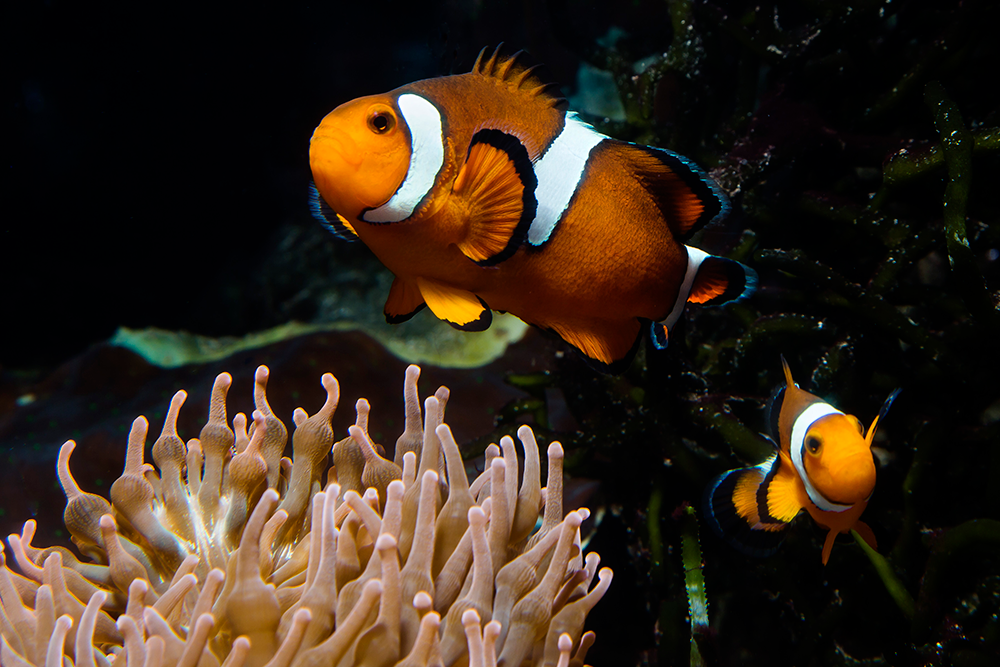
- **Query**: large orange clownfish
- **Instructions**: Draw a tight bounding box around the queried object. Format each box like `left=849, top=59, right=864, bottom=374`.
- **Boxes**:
left=309, top=46, right=756, bottom=372
left=704, top=358, right=900, bottom=565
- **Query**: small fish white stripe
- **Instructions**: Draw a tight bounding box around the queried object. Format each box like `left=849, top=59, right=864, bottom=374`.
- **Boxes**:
left=363, top=94, right=444, bottom=223
left=790, top=402, right=853, bottom=513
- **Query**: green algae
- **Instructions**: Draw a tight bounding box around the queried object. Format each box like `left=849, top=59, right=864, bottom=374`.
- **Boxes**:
left=110, top=312, right=528, bottom=369
left=853, top=529, right=916, bottom=620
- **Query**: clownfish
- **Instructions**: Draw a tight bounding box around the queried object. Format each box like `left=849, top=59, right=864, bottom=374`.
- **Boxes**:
left=308, top=46, right=756, bottom=372
left=704, top=358, right=900, bottom=565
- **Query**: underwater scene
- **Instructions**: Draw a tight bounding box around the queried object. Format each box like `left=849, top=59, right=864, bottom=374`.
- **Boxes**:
left=4, top=1, right=999, bottom=665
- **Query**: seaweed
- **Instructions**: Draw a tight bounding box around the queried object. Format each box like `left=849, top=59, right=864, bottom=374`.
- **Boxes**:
left=484, top=1, right=1000, bottom=664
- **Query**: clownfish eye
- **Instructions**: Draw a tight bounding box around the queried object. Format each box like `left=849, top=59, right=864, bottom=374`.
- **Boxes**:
left=367, top=109, right=395, bottom=134
left=805, top=436, right=821, bottom=454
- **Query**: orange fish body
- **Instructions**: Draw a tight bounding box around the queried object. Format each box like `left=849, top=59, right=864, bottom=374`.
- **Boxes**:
left=705, top=358, right=899, bottom=565
left=310, top=47, right=755, bottom=370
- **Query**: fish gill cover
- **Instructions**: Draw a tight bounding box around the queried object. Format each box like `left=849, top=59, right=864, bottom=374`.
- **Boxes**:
left=4, top=0, right=1000, bottom=666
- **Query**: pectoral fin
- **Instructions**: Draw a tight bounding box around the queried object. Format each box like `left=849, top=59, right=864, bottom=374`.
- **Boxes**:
left=452, top=130, right=536, bottom=266
left=416, top=278, right=492, bottom=331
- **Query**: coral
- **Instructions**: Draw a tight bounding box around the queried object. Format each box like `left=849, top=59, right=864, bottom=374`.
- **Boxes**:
left=0, top=365, right=610, bottom=666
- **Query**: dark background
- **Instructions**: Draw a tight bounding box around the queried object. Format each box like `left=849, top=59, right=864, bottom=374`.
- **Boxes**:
left=4, top=0, right=602, bottom=369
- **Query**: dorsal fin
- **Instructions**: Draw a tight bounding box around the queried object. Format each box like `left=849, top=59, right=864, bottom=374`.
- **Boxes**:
left=472, top=44, right=568, bottom=111
left=765, top=383, right=786, bottom=447
left=597, top=143, right=730, bottom=239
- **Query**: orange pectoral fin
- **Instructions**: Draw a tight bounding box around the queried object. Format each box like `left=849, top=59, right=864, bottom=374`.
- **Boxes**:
left=765, top=458, right=805, bottom=523
left=384, top=277, right=425, bottom=324
left=416, top=278, right=492, bottom=331
left=687, top=255, right=758, bottom=306
left=452, top=130, right=535, bottom=266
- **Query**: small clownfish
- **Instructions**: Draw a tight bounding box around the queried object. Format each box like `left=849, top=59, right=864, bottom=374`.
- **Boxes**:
left=308, top=46, right=757, bottom=372
left=704, top=358, right=900, bottom=565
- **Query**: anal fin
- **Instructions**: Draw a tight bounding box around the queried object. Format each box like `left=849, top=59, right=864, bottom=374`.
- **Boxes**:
left=416, top=278, right=492, bottom=331
left=384, top=277, right=425, bottom=324
left=547, top=318, right=642, bottom=373
left=452, top=130, right=536, bottom=266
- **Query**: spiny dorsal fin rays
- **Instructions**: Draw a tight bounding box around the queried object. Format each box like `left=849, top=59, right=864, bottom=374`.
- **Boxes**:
left=472, top=44, right=568, bottom=110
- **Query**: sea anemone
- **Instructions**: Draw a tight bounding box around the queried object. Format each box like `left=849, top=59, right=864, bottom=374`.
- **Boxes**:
left=0, top=364, right=610, bottom=666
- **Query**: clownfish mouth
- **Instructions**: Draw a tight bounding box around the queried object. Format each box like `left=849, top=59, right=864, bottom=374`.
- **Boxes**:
left=310, top=127, right=363, bottom=169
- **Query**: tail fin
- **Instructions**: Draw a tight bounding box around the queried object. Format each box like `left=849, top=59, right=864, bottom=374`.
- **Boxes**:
left=687, top=254, right=758, bottom=306
left=653, top=248, right=757, bottom=348
left=703, top=459, right=790, bottom=558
